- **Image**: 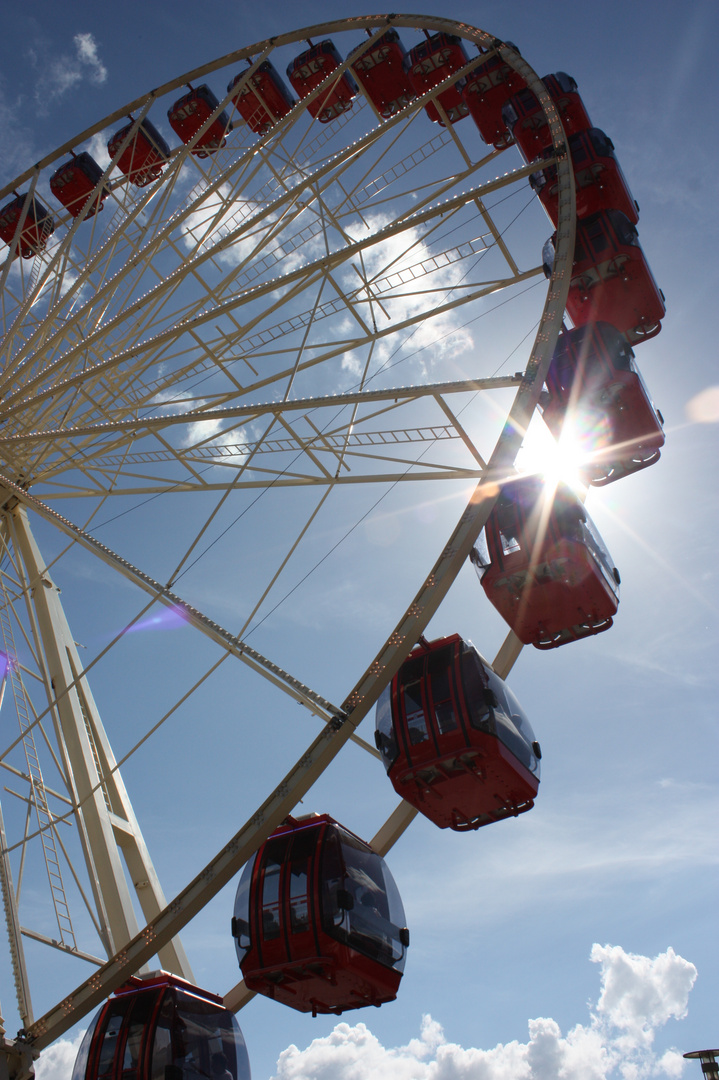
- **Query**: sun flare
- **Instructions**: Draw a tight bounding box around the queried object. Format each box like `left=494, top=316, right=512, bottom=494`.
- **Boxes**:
left=516, top=416, right=587, bottom=491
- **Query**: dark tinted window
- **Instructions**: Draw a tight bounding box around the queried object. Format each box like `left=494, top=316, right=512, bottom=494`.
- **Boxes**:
left=403, top=680, right=428, bottom=745
left=461, top=649, right=493, bottom=732
left=428, top=645, right=457, bottom=734
left=486, top=670, right=539, bottom=777
left=260, top=839, right=285, bottom=941
left=232, top=854, right=255, bottom=958
left=71, top=1008, right=104, bottom=1080
left=375, top=685, right=398, bottom=772
left=321, top=828, right=408, bottom=972
left=288, top=828, right=315, bottom=934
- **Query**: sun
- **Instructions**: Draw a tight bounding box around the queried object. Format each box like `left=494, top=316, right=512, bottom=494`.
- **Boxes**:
left=516, top=414, right=587, bottom=491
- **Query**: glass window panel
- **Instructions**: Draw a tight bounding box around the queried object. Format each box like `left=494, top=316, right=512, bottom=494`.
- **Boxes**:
left=122, top=990, right=158, bottom=1080
left=97, top=1003, right=130, bottom=1080
left=232, top=854, right=255, bottom=957
left=168, top=990, right=250, bottom=1080
left=288, top=829, right=315, bottom=934
left=486, top=671, right=539, bottom=777
left=260, top=842, right=285, bottom=941
left=375, top=685, right=398, bottom=772
left=403, top=681, right=428, bottom=744
left=428, top=652, right=457, bottom=734
left=72, top=1010, right=103, bottom=1080
left=338, top=831, right=408, bottom=972
left=462, top=650, right=493, bottom=732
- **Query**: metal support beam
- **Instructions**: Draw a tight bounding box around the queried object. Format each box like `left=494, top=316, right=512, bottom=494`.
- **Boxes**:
left=6, top=508, right=193, bottom=982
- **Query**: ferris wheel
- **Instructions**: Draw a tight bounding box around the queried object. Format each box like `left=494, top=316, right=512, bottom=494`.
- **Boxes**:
left=0, top=15, right=577, bottom=1077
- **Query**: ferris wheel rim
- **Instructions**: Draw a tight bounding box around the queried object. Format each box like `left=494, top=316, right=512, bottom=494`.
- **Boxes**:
left=0, top=14, right=576, bottom=1054
left=1, top=15, right=507, bottom=205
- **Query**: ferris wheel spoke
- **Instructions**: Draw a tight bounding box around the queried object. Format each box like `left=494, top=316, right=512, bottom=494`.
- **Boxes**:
left=5, top=149, right=535, bottom=429
left=0, top=15, right=583, bottom=1050
left=0, top=241, right=541, bottom=435
left=0, top=475, right=346, bottom=723
left=6, top=105, right=524, bottom=401
left=0, top=375, right=520, bottom=480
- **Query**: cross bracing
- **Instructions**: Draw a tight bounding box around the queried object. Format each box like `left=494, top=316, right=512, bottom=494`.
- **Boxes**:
left=0, top=15, right=576, bottom=1067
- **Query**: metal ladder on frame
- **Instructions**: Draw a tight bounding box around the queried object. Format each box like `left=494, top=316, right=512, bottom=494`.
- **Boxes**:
left=0, top=578, right=78, bottom=952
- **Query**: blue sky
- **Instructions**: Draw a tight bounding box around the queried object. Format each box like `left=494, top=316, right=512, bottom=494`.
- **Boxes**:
left=0, top=3, right=717, bottom=1080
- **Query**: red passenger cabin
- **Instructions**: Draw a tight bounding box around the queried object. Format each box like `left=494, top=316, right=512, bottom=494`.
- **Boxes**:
left=530, top=127, right=639, bottom=226
left=167, top=85, right=233, bottom=156
left=473, top=476, right=620, bottom=649
left=107, top=118, right=171, bottom=187
left=70, top=972, right=251, bottom=1080
left=50, top=153, right=108, bottom=219
left=543, top=322, right=665, bottom=485
left=349, top=29, right=414, bottom=118
left=232, top=813, right=409, bottom=1016
left=375, top=634, right=541, bottom=831
left=461, top=41, right=525, bottom=147
left=405, top=32, right=471, bottom=125
left=0, top=194, right=55, bottom=259
left=503, top=72, right=591, bottom=161
left=546, top=210, right=665, bottom=343
left=287, top=41, right=358, bottom=123
left=228, top=62, right=295, bottom=134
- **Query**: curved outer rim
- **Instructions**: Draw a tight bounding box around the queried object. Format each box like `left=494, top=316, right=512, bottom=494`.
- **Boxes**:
left=3, top=15, right=575, bottom=1051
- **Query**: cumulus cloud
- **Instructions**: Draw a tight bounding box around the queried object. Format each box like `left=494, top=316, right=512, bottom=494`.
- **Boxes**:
left=333, top=211, right=476, bottom=385
left=31, top=33, right=107, bottom=112
left=271, top=944, right=696, bottom=1080
left=34, top=1027, right=85, bottom=1080
left=591, top=944, right=696, bottom=1044
left=25, top=945, right=697, bottom=1080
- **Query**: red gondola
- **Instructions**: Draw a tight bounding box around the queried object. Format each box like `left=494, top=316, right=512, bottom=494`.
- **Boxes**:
left=530, top=127, right=639, bottom=226
left=542, top=322, right=665, bottom=485
left=461, top=41, right=525, bottom=147
left=349, top=29, right=414, bottom=118
left=50, top=153, right=108, bottom=219
left=70, top=972, right=250, bottom=1080
left=503, top=72, right=592, bottom=161
left=405, top=32, right=471, bottom=125
left=232, top=813, right=409, bottom=1016
left=107, top=118, right=171, bottom=187
left=0, top=194, right=55, bottom=259
left=472, top=476, right=620, bottom=649
left=545, top=210, right=665, bottom=343
left=227, top=62, right=295, bottom=134
left=167, top=85, right=233, bottom=157
left=286, top=41, right=358, bottom=123
left=375, top=634, right=541, bottom=831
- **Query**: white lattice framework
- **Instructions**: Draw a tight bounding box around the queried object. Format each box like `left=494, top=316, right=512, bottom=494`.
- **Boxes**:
left=0, top=15, right=575, bottom=1075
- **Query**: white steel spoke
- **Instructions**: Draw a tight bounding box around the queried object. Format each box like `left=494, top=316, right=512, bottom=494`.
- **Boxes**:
left=0, top=16, right=577, bottom=1067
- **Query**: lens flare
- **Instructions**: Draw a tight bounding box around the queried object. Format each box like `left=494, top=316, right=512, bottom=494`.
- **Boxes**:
left=516, top=416, right=586, bottom=491
left=126, top=606, right=190, bottom=634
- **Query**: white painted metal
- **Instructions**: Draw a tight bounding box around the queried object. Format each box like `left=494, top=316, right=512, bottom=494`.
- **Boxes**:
left=4, top=509, right=193, bottom=982
left=0, top=14, right=576, bottom=1076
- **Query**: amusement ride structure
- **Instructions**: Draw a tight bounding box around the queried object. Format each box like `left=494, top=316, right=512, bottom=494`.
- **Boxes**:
left=0, top=14, right=665, bottom=1079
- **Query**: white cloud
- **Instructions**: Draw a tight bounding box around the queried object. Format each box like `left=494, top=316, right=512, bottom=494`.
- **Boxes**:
left=0, top=82, right=37, bottom=185
left=73, top=34, right=107, bottom=85
left=26, top=946, right=698, bottom=1080
left=180, top=185, right=277, bottom=269
left=270, top=945, right=696, bottom=1080
left=31, top=33, right=107, bottom=112
left=34, top=1027, right=85, bottom=1080
left=335, top=211, right=475, bottom=384
left=591, top=944, right=696, bottom=1044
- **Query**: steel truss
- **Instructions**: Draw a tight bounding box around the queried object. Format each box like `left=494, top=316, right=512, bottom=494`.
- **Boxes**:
left=0, top=15, right=575, bottom=1077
